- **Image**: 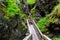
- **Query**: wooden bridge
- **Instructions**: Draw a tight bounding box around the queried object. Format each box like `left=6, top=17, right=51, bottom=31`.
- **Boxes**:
left=23, top=19, right=51, bottom=40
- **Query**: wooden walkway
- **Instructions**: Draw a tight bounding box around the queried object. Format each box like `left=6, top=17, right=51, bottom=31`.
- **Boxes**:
left=23, top=19, right=51, bottom=40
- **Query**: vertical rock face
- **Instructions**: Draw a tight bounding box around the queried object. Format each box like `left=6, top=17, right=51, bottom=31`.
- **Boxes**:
left=36, top=0, right=58, bottom=17
left=0, top=12, right=26, bottom=40
left=0, top=0, right=27, bottom=40
left=37, top=3, right=60, bottom=39
left=0, top=11, right=10, bottom=40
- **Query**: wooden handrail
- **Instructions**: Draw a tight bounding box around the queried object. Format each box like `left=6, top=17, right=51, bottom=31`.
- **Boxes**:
left=23, top=34, right=32, bottom=40
left=25, top=19, right=51, bottom=40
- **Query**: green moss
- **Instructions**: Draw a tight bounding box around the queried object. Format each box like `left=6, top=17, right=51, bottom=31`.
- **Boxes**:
left=37, top=3, right=60, bottom=33
left=53, top=36, right=60, bottom=40
left=3, top=0, right=27, bottom=20
left=3, top=0, right=20, bottom=19
left=30, top=6, right=37, bottom=19
left=19, top=13, right=27, bottom=19
left=2, top=0, right=27, bottom=32
left=37, top=17, right=48, bottom=32
left=27, top=0, right=36, bottom=4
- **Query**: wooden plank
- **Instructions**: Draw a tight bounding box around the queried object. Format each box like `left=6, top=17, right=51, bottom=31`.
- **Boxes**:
left=26, top=19, right=51, bottom=40
left=23, top=34, right=32, bottom=40
left=27, top=19, right=39, bottom=40
left=32, top=20, right=51, bottom=40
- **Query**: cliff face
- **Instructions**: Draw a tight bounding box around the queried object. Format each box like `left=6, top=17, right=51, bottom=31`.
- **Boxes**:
left=36, top=0, right=58, bottom=17
left=37, top=3, right=60, bottom=39
left=0, top=0, right=60, bottom=40
left=0, top=0, right=27, bottom=40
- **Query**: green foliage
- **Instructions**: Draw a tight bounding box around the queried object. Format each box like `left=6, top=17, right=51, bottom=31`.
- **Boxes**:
left=6, top=0, right=20, bottom=14
left=30, top=5, right=37, bottom=19
left=30, top=5, right=36, bottom=13
left=3, top=0, right=27, bottom=32
left=19, top=12, right=27, bottom=19
left=37, top=17, right=48, bottom=32
left=31, top=13, right=37, bottom=19
left=58, top=0, right=60, bottom=3
left=53, top=36, right=60, bottom=40
left=3, top=0, right=27, bottom=20
left=20, top=0, right=22, bottom=2
left=3, top=0, right=20, bottom=20
left=27, top=0, right=36, bottom=4
left=37, top=3, right=60, bottom=32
